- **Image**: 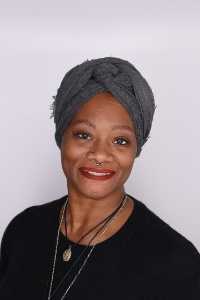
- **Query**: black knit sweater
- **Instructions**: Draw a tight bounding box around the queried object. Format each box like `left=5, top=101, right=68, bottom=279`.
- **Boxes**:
left=0, top=196, right=200, bottom=300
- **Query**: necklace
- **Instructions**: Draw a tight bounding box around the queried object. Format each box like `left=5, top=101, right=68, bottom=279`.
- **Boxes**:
left=63, top=196, right=126, bottom=261
left=48, top=195, right=127, bottom=300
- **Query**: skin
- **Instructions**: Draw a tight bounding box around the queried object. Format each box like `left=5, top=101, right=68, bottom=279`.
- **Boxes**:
left=60, top=92, right=137, bottom=244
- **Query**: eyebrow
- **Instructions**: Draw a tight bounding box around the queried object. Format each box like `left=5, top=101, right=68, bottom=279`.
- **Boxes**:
left=72, top=119, right=133, bottom=133
left=111, top=125, right=134, bottom=133
left=72, top=119, right=96, bottom=129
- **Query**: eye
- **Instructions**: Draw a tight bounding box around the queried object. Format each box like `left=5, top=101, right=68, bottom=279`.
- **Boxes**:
left=114, top=138, right=129, bottom=145
left=77, top=132, right=91, bottom=140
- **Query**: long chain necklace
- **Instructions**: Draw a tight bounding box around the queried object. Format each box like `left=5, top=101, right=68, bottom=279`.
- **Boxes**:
left=51, top=212, right=117, bottom=299
left=63, top=196, right=126, bottom=261
left=48, top=195, right=127, bottom=300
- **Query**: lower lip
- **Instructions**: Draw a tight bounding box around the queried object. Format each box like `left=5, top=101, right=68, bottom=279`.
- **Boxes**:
left=79, top=168, right=115, bottom=181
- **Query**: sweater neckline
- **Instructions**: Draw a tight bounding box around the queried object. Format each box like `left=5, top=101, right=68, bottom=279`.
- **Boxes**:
left=51, top=195, right=144, bottom=255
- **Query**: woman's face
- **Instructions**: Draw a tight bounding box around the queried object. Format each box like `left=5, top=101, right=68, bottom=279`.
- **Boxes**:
left=61, top=92, right=137, bottom=201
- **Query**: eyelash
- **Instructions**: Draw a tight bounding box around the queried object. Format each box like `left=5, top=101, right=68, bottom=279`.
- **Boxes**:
left=77, top=132, right=91, bottom=139
left=114, top=138, right=129, bottom=145
left=76, top=132, right=129, bottom=146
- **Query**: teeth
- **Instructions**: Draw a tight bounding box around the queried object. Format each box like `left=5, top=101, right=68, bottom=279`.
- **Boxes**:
left=84, top=170, right=111, bottom=176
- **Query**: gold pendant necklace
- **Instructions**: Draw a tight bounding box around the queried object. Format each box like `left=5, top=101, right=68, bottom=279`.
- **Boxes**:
left=62, top=195, right=127, bottom=262
left=63, top=245, right=72, bottom=261
left=48, top=195, right=127, bottom=300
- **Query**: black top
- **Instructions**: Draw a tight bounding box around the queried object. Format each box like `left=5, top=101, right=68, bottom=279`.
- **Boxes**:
left=0, top=196, right=200, bottom=300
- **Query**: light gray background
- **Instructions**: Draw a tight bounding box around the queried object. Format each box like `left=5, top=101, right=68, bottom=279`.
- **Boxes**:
left=1, top=0, right=200, bottom=251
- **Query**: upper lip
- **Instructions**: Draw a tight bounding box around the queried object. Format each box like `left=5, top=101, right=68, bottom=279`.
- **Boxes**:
left=79, top=167, right=115, bottom=175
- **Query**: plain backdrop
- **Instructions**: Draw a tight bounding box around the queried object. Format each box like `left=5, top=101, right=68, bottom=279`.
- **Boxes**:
left=0, top=0, right=200, bottom=251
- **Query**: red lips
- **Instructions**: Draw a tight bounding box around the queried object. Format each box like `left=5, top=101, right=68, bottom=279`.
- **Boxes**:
left=79, top=167, right=115, bottom=181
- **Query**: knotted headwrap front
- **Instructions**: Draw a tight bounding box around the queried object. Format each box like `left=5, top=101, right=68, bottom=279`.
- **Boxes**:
left=52, top=57, right=155, bottom=156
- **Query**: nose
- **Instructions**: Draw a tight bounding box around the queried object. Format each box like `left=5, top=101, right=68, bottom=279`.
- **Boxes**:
left=86, top=140, right=113, bottom=165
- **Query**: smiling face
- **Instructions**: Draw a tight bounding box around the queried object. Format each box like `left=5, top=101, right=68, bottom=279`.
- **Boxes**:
left=61, top=92, right=137, bottom=201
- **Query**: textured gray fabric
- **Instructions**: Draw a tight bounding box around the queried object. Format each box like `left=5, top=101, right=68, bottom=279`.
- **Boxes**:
left=52, top=57, right=155, bottom=156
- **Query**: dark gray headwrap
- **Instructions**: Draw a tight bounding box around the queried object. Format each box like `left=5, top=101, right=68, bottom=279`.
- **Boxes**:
left=52, top=57, right=155, bottom=156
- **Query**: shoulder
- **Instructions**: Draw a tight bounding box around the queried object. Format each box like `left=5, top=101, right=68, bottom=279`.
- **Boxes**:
left=133, top=199, right=200, bottom=268
left=1, top=195, right=67, bottom=252
left=129, top=197, right=200, bottom=270
left=133, top=197, right=198, bottom=251
left=127, top=198, right=200, bottom=297
left=7, top=195, right=66, bottom=229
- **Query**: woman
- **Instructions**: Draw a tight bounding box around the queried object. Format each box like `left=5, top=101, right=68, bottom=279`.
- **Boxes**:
left=0, top=57, right=200, bottom=300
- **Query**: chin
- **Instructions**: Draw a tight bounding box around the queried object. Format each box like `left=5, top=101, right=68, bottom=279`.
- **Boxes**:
left=82, top=190, right=111, bottom=201
left=68, top=176, right=125, bottom=201
left=80, top=185, right=124, bottom=201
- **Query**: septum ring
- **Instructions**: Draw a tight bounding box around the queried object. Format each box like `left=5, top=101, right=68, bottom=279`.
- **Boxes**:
left=96, top=162, right=103, bottom=166
left=91, top=151, right=104, bottom=166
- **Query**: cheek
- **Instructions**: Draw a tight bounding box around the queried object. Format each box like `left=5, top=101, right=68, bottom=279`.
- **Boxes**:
left=61, top=146, right=83, bottom=174
left=120, top=152, right=135, bottom=174
left=61, top=148, right=73, bottom=176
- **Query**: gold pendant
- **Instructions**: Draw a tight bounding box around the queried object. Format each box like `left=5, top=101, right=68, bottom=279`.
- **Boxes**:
left=63, top=246, right=72, bottom=261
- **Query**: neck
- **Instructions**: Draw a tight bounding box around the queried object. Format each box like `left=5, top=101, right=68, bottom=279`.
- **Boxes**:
left=60, top=189, right=131, bottom=244
left=67, top=190, right=125, bottom=227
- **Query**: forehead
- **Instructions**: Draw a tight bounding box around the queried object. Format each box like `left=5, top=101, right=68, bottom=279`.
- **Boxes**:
left=72, top=92, right=133, bottom=125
